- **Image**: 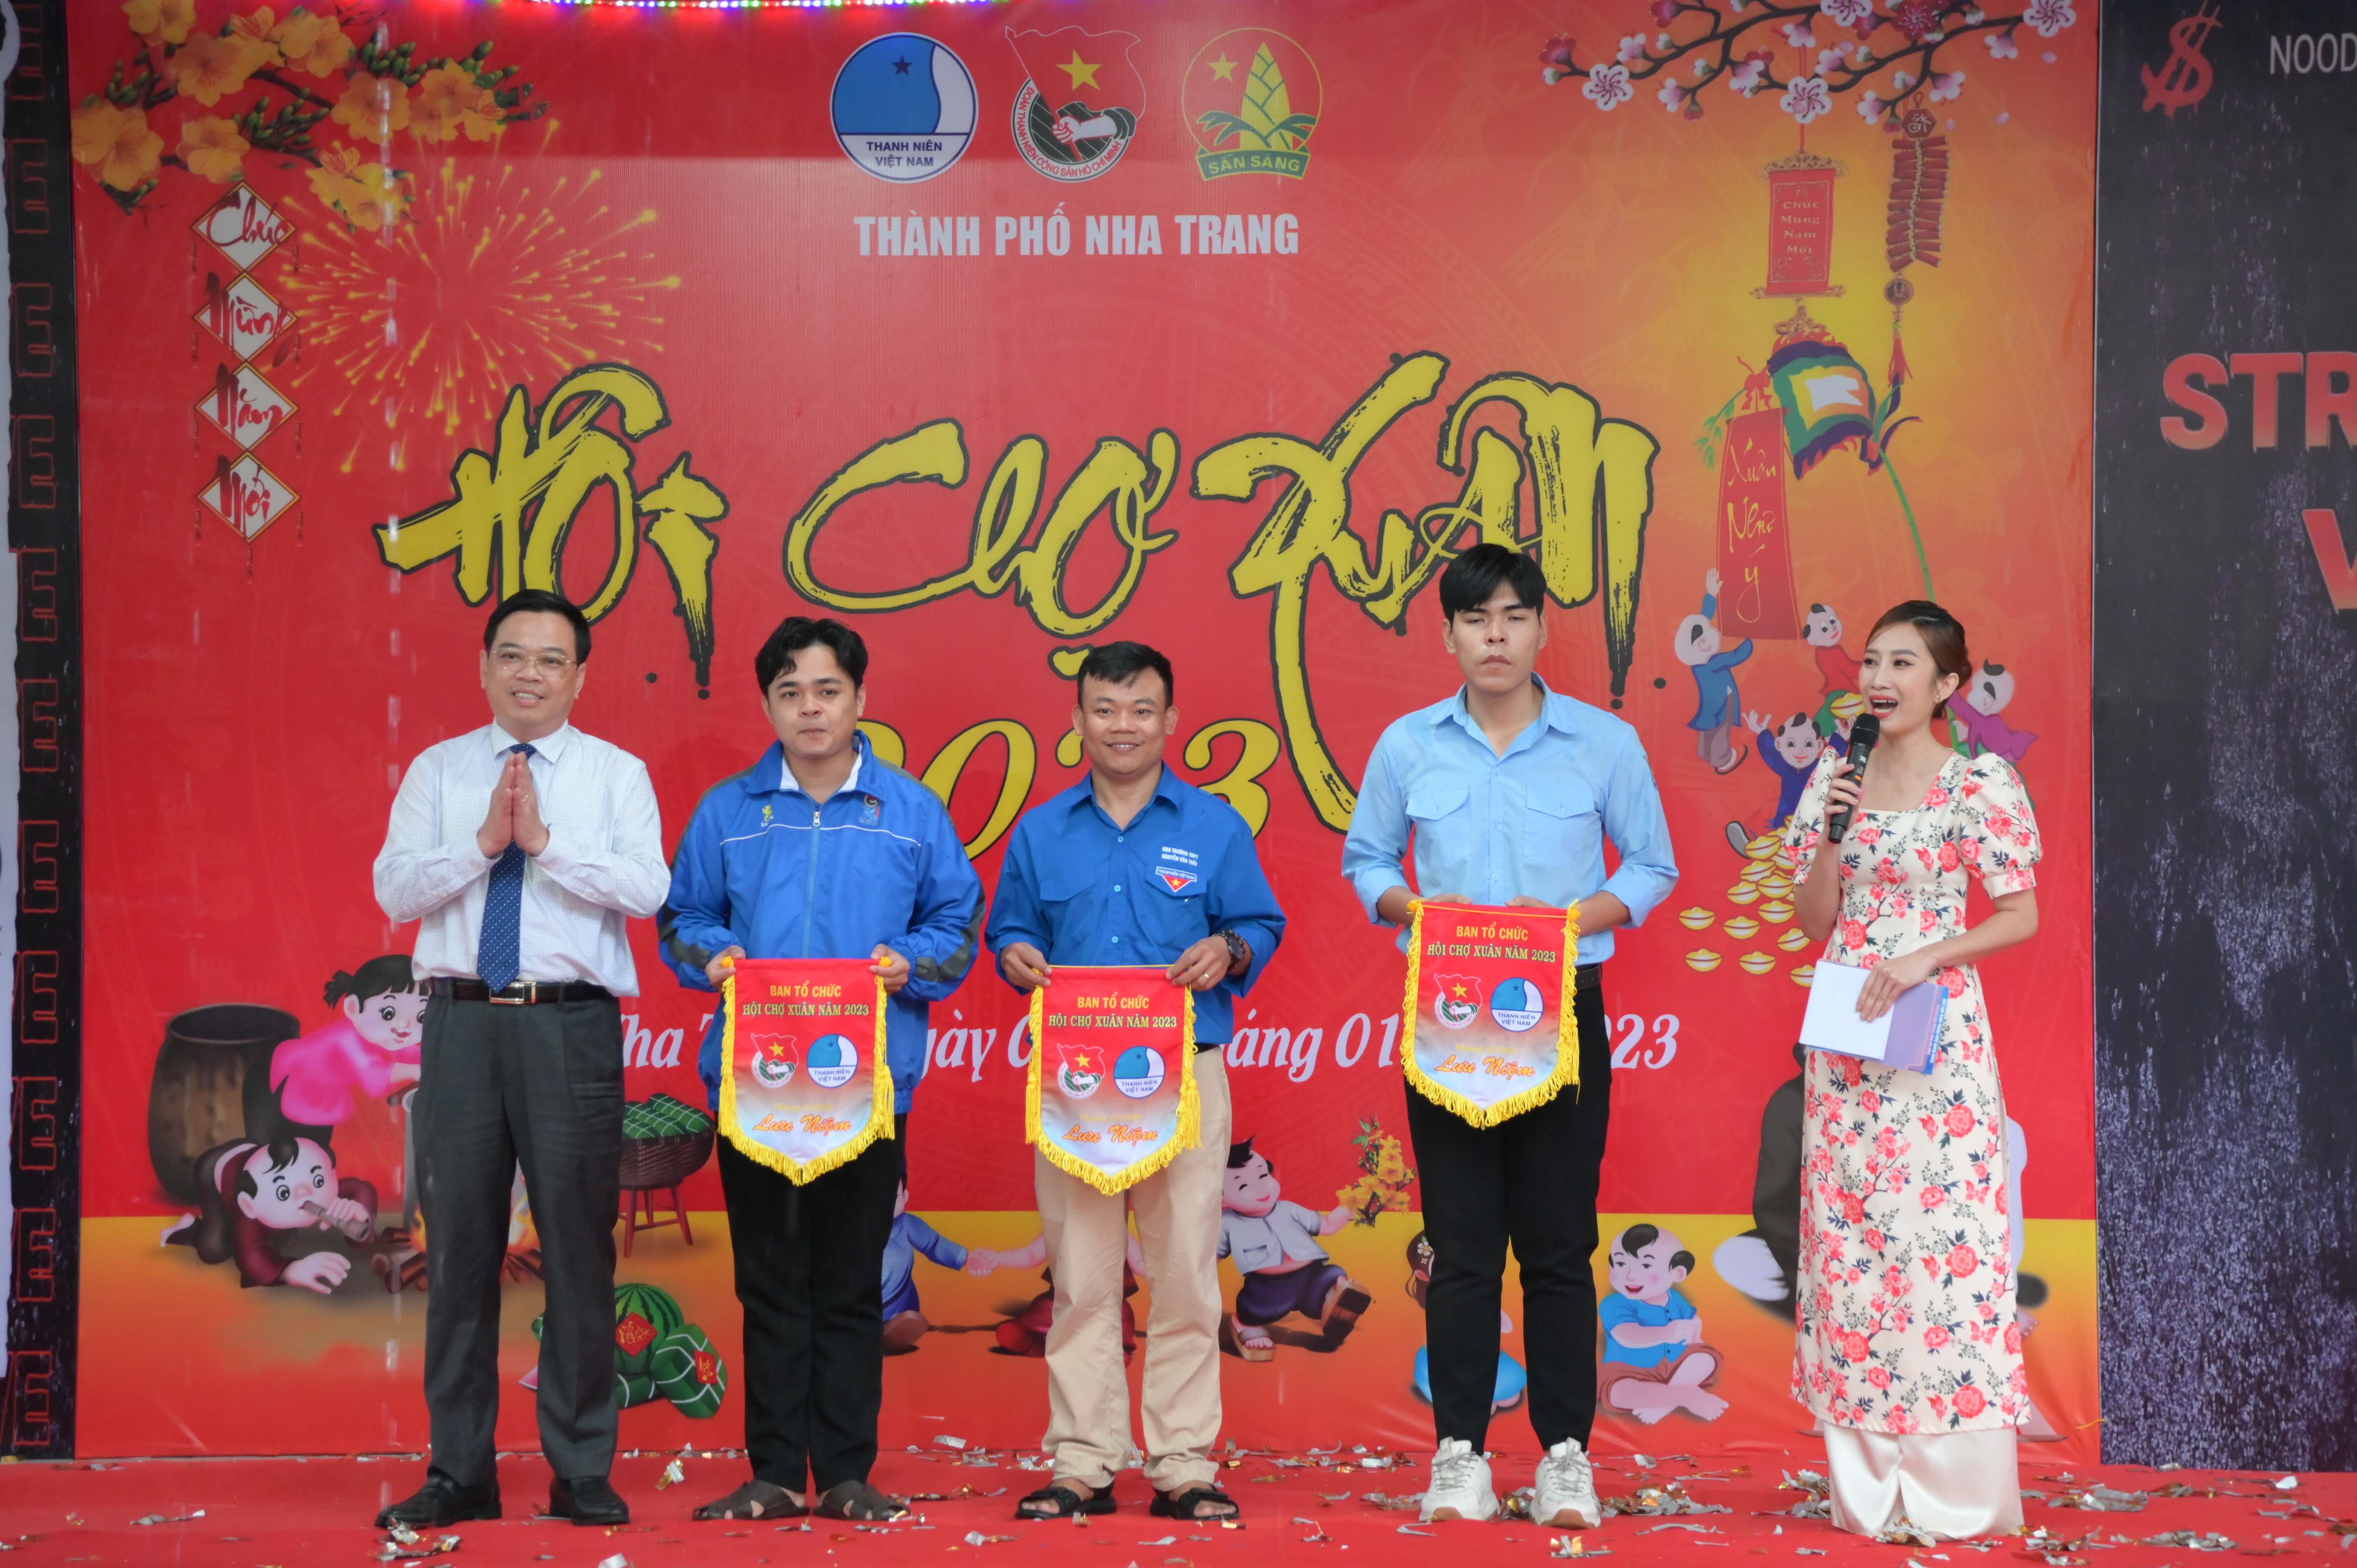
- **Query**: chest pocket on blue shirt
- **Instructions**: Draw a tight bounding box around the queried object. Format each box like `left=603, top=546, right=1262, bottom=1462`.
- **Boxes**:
left=1142, top=865, right=1208, bottom=953
left=1524, top=779, right=1600, bottom=867
left=1405, top=781, right=1471, bottom=889
left=1036, top=860, right=1096, bottom=945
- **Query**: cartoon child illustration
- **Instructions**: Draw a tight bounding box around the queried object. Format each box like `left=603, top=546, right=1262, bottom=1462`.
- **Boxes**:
left=161, top=1135, right=377, bottom=1295
left=1950, top=661, right=2039, bottom=763
left=1216, top=1136, right=1371, bottom=1360
left=1405, top=1230, right=1525, bottom=1413
left=1804, top=602, right=1860, bottom=694
left=1676, top=568, right=1754, bottom=774
left=1597, top=1223, right=1726, bottom=1424
left=882, top=1174, right=996, bottom=1354
left=1726, top=708, right=1851, bottom=855
left=975, top=1225, right=1148, bottom=1361
left=252, top=956, right=426, bottom=1148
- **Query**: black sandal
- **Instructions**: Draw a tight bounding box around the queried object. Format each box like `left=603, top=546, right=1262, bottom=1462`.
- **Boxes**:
left=1017, top=1484, right=1116, bottom=1520
left=1151, top=1485, right=1239, bottom=1521
left=814, top=1480, right=904, bottom=1521
left=692, top=1479, right=806, bottom=1521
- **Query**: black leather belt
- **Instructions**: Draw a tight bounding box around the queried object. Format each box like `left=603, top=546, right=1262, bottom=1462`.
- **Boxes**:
left=429, top=977, right=613, bottom=1006
left=1574, top=963, right=1602, bottom=994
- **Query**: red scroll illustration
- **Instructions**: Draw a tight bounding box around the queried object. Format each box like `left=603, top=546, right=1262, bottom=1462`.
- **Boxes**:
left=718, top=958, right=892, bottom=1184
left=1026, top=966, right=1198, bottom=1194
left=1399, top=902, right=1581, bottom=1127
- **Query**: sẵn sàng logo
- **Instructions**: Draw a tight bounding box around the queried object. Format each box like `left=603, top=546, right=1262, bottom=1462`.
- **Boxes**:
left=1184, top=29, right=1321, bottom=181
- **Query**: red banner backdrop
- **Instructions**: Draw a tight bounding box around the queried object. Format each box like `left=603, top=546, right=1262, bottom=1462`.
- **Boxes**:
left=68, top=0, right=2098, bottom=1462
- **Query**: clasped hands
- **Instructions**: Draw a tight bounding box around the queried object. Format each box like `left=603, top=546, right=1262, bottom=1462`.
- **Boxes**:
left=478, top=751, right=550, bottom=860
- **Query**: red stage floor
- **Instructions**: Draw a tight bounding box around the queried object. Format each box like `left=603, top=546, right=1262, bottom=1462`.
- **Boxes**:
left=1, top=1447, right=2348, bottom=1567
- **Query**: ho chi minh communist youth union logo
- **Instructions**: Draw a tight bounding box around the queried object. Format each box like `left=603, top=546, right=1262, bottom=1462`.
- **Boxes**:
left=1056, top=1043, right=1106, bottom=1099
left=1432, top=975, right=1483, bottom=1030
left=749, top=1035, right=799, bottom=1089
left=832, top=33, right=978, bottom=183
left=1184, top=28, right=1322, bottom=182
left=1007, top=26, right=1146, bottom=183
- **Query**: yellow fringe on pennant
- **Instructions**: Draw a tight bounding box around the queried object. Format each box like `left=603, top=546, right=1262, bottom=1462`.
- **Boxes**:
left=1025, top=969, right=1199, bottom=1195
left=718, top=965, right=895, bottom=1186
left=1398, top=900, right=1583, bottom=1129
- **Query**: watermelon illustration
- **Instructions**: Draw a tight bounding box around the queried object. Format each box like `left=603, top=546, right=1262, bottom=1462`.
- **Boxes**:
left=613, top=1282, right=686, bottom=1376
left=652, top=1324, right=728, bottom=1419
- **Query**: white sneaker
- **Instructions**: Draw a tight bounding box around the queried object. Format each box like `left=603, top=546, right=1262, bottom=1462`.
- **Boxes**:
left=1418, top=1438, right=1499, bottom=1523
left=1531, top=1437, right=1602, bottom=1529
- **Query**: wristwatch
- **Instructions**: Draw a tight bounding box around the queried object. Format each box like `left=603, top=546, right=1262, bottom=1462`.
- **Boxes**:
left=1219, top=929, right=1251, bottom=969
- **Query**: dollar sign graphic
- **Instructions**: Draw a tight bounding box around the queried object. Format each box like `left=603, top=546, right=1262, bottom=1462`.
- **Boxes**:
left=2140, top=6, right=2220, bottom=117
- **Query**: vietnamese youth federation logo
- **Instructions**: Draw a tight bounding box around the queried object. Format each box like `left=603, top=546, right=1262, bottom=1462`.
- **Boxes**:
left=1113, top=1045, right=1166, bottom=1100
left=1489, top=978, right=1545, bottom=1034
left=1432, top=975, right=1483, bottom=1030
left=804, top=1033, right=859, bottom=1089
left=749, top=1035, right=799, bottom=1089
left=831, top=33, right=978, bottom=183
left=1056, top=1043, right=1107, bottom=1099
left=1184, top=29, right=1321, bottom=181
left=1007, top=26, right=1144, bottom=183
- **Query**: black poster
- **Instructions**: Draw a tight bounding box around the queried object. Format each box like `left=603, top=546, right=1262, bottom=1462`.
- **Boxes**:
left=2095, top=1, right=2357, bottom=1469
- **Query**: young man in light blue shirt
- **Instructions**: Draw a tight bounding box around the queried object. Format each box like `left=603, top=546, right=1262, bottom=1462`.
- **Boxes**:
left=1341, top=543, right=1677, bottom=1530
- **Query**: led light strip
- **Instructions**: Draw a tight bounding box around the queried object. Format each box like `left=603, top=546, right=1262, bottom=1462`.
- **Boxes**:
left=515, top=0, right=1006, bottom=9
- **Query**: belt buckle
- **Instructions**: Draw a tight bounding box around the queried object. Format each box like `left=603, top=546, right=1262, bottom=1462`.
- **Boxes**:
left=488, top=981, right=536, bottom=1006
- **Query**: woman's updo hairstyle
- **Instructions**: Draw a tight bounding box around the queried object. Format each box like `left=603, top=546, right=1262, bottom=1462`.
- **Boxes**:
left=1867, top=600, right=1970, bottom=720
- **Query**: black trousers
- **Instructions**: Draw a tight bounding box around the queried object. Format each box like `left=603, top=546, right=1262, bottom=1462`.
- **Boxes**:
left=414, top=995, right=624, bottom=1486
left=1406, top=975, right=1611, bottom=1453
left=717, top=1116, right=905, bottom=1492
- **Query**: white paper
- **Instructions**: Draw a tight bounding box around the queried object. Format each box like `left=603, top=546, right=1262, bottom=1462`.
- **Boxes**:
left=1798, top=962, right=1898, bottom=1059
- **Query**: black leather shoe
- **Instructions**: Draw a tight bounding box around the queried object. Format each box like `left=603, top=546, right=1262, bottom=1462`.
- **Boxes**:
left=548, top=1475, right=631, bottom=1527
left=374, top=1473, right=501, bottom=1529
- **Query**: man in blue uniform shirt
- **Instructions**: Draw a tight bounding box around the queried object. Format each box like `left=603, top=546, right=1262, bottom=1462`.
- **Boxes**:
left=987, top=642, right=1284, bottom=1525
left=1342, top=544, right=1678, bottom=1531
left=661, top=617, right=982, bottom=1524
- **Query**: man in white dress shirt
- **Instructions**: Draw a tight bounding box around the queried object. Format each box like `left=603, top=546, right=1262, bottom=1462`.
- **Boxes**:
left=372, top=590, right=668, bottom=1530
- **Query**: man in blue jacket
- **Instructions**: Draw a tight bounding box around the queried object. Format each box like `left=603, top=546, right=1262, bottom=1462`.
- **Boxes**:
left=987, top=642, right=1284, bottom=1525
left=660, top=617, right=982, bottom=1525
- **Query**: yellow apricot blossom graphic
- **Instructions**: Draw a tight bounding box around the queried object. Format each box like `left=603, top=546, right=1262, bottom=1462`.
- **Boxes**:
left=177, top=114, right=250, bottom=183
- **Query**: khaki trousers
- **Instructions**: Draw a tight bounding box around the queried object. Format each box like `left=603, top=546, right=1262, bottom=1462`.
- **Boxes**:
left=1035, top=1052, right=1231, bottom=1493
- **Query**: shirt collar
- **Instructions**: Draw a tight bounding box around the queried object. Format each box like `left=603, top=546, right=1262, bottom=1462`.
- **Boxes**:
left=1060, top=763, right=1183, bottom=820
left=783, top=749, right=862, bottom=800
left=491, top=722, right=572, bottom=762
left=1428, top=678, right=1577, bottom=737
left=747, top=733, right=870, bottom=800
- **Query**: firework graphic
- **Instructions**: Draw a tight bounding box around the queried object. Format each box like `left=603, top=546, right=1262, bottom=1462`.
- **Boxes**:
left=269, top=160, right=678, bottom=461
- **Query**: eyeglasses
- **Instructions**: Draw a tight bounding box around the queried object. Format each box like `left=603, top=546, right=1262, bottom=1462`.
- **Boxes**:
left=491, top=650, right=576, bottom=677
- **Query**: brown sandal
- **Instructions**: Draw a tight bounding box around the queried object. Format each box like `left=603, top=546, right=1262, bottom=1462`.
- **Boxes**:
left=1017, top=1483, right=1115, bottom=1519
left=692, top=1479, right=806, bottom=1521
left=815, top=1480, right=904, bottom=1521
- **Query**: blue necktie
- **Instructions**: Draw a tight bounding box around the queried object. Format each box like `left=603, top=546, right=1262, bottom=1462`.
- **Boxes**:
left=476, top=742, right=537, bottom=991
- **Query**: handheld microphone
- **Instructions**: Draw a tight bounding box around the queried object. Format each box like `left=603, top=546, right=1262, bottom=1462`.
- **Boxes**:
left=1825, top=714, right=1881, bottom=844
